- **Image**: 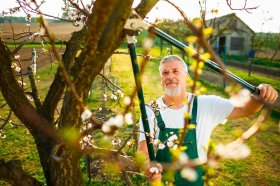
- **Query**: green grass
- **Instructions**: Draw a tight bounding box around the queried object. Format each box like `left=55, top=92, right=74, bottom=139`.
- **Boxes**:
left=224, top=55, right=280, bottom=68
left=0, top=47, right=280, bottom=185
left=6, top=42, right=67, bottom=49
left=226, top=67, right=280, bottom=90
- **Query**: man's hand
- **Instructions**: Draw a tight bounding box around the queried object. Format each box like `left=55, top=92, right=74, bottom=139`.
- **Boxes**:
left=258, top=84, right=278, bottom=104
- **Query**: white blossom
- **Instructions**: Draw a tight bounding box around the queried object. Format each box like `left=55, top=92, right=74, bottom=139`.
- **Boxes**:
left=115, top=115, right=124, bottom=127
left=158, top=143, right=165, bottom=150
left=153, top=139, right=159, bottom=145
left=216, top=143, right=251, bottom=159
left=117, top=90, right=124, bottom=97
left=104, top=114, right=124, bottom=128
left=101, top=124, right=111, bottom=133
left=17, top=81, right=26, bottom=87
left=142, top=38, right=154, bottom=49
left=180, top=167, right=197, bottom=182
left=229, top=89, right=251, bottom=107
left=173, top=144, right=178, bottom=150
left=25, top=14, right=32, bottom=22
left=167, top=134, right=178, bottom=142
left=111, top=138, right=121, bottom=146
left=81, top=109, right=92, bottom=121
left=178, top=152, right=189, bottom=165
left=0, top=130, right=6, bottom=139
left=110, top=94, right=117, bottom=100
left=40, top=27, right=45, bottom=35
left=14, top=55, right=20, bottom=60
left=15, top=67, right=21, bottom=72
left=149, top=167, right=160, bottom=174
left=124, top=96, right=131, bottom=105
left=166, top=141, right=174, bottom=147
left=124, top=113, right=133, bottom=124
left=26, top=95, right=34, bottom=102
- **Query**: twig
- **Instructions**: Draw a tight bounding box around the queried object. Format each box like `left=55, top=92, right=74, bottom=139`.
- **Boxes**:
left=28, top=66, right=42, bottom=109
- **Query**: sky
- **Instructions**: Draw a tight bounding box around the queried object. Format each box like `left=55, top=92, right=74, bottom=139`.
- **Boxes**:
left=1, top=0, right=279, bottom=33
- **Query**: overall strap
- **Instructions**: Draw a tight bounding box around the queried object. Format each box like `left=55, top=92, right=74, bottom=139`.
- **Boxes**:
left=155, top=110, right=165, bottom=131
left=156, top=95, right=198, bottom=130
left=190, top=96, right=198, bottom=125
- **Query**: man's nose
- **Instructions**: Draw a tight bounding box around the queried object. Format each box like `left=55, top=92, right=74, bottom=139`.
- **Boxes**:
left=167, top=72, right=174, bottom=79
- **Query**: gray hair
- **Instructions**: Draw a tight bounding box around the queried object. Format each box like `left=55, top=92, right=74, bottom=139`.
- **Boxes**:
left=159, top=55, right=188, bottom=75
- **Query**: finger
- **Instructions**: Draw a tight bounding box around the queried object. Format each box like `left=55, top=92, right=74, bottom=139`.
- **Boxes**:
left=258, top=84, right=267, bottom=99
left=157, top=163, right=163, bottom=172
left=264, top=90, right=272, bottom=102
left=268, top=90, right=278, bottom=103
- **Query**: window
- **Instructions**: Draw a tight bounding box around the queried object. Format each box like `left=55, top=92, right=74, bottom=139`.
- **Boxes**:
left=230, top=37, right=244, bottom=50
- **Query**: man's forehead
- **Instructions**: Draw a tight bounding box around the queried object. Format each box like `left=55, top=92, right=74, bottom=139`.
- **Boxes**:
left=161, top=61, right=182, bottom=69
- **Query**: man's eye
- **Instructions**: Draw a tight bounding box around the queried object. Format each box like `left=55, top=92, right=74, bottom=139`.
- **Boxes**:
left=162, top=72, right=168, bottom=75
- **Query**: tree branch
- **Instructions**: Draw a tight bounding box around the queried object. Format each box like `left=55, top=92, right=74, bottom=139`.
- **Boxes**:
left=0, top=39, right=57, bottom=141
left=28, top=66, right=42, bottom=109
left=0, top=159, right=42, bottom=186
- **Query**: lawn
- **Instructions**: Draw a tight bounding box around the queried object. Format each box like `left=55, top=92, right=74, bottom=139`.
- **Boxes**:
left=0, top=47, right=279, bottom=185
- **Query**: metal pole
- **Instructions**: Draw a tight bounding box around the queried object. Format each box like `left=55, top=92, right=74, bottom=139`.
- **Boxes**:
left=127, top=35, right=156, bottom=161
left=223, top=45, right=227, bottom=90
left=31, top=48, right=37, bottom=75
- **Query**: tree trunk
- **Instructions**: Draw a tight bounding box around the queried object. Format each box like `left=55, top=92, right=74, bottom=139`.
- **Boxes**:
left=0, top=0, right=159, bottom=185
left=270, top=49, right=279, bottom=61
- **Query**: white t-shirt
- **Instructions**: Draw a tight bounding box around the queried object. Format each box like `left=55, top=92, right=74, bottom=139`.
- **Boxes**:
left=139, top=94, right=234, bottom=162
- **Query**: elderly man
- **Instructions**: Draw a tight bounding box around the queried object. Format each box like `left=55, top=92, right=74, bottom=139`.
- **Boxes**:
left=137, top=55, right=278, bottom=185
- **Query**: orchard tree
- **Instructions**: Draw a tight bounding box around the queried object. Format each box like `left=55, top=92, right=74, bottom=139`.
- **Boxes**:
left=0, top=0, right=158, bottom=185
left=248, top=32, right=270, bottom=76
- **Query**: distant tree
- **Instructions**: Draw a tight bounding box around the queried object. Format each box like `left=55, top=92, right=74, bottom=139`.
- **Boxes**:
left=156, top=19, right=192, bottom=41
left=266, top=33, right=280, bottom=61
left=156, top=19, right=192, bottom=56
left=248, top=32, right=270, bottom=76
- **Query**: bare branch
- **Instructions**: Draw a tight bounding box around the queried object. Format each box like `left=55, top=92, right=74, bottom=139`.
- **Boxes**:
left=27, top=66, right=42, bottom=109
left=226, top=0, right=259, bottom=13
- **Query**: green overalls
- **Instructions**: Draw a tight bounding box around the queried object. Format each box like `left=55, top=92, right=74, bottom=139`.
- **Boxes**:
left=155, top=96, right=205, bottom=185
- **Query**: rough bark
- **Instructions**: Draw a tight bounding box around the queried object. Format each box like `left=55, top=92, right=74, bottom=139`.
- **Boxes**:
left=0, top=0, right=159, bottom=185
left=0, top=159, right=42, bottom=186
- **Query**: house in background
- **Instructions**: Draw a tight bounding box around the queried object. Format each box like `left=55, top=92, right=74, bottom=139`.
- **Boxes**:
left=206, top=13, right=255, bottom=56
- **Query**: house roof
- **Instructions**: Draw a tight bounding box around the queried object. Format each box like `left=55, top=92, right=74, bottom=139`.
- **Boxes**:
left=206, top=13, right=255, bottom=34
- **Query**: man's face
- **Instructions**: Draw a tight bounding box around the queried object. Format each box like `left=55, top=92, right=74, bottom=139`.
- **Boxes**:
left=160, top=60, right=188, bottom=96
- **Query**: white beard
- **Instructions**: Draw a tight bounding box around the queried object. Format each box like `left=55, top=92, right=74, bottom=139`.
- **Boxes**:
left=164, top=84, right=180, bottom=96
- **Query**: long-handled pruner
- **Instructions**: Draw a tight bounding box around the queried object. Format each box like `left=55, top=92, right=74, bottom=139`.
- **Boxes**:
left=124, top=10, right=260, bottom=162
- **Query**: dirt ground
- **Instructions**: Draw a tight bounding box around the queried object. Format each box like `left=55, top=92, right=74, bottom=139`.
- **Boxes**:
left=1, top=22, right=81, bottom=40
